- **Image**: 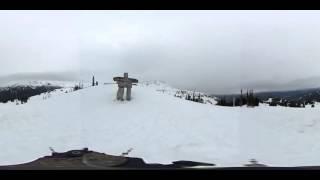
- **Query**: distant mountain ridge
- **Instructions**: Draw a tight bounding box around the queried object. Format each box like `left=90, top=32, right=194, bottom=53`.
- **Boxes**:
left=212, top=87, right=320, bottom=103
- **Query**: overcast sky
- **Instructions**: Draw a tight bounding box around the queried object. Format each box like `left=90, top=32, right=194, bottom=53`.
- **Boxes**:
left=1, top=10, right=320, bottom=93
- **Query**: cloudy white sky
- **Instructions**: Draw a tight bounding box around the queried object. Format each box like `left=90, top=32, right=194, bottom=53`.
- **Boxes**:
left=1, top=10, right=320, bottom=93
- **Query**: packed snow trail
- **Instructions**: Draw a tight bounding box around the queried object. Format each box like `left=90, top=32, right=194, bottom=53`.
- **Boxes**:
left=0, top=83, right=320, bottom=167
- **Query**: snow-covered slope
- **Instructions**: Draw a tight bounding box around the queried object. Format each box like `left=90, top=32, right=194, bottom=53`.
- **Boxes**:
left=140, top=80, right=218, bottom=105
left=1, top=82, right=320, bottom=167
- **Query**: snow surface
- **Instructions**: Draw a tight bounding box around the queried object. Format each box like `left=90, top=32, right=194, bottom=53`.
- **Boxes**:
left=1, top=82, right=320, bottom=167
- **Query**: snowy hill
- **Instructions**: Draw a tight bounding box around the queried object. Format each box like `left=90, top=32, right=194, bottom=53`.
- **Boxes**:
left=0, top=80, right=87, bottom=104
left=140, top=80, right=218, bottom=105
left=1, top=81, right=320, bottom=167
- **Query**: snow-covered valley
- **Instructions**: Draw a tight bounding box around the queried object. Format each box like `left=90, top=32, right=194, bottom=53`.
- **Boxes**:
left=1, top=81, right=320, bottom=167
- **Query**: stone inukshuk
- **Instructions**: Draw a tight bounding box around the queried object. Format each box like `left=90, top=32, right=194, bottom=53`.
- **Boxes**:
left=113, top=73, right=138, bottom=101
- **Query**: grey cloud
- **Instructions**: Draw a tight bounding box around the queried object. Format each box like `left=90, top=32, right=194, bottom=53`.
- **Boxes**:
left=1, top=11, right=320, bottom=93
left=0, top=72, right=80, bottom=85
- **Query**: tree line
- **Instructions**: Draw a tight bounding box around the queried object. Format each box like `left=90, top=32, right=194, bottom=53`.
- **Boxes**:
left=174, top=90, right=205, bottom=104
left=0, top=85, right=61, bottom=104
left=216, top=89, right=260, bottom=107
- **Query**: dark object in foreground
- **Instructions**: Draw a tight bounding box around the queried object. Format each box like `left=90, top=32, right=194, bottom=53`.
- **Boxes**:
left=2, top=148, right=320, bottom=170
left=0, top=148, right=215, bottom=170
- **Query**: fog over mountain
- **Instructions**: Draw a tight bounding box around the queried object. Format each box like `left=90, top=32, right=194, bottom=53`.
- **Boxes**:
left=1, top=10, right=320, bottom=93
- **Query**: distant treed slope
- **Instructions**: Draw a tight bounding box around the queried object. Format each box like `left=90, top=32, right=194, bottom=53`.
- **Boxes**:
left=0, top=85, right=61, bottom=104
left=255, top=88, right=320, bottom=102
left=213, top=88, right=320, bottom=106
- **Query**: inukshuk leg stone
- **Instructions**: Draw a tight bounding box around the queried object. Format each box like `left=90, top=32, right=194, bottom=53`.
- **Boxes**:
left=117, top=87, right=124, bottom=101
left=116, top=88, right=121, bottom=100
left=126, top=87, right=131, bottom=101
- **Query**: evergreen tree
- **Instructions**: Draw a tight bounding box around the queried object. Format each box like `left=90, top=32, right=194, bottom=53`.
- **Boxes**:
left=92, top=76, right=95, bottom=86
left=240, top=89, right=243, bottom=106
left=185, top=94, right=190, bottom=100
left=198, top=93, right=202, bottom=103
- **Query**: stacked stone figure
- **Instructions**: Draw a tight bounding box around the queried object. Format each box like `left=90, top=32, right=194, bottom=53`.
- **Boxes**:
left=113, top=73, right=138, bottom=101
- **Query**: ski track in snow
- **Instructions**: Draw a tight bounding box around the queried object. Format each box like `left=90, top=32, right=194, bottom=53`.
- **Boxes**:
left=0, top=82, right=320, bottom=167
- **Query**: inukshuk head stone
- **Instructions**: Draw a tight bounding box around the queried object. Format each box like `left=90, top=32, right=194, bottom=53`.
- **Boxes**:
left=113, top=73, right=138, bottom=101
